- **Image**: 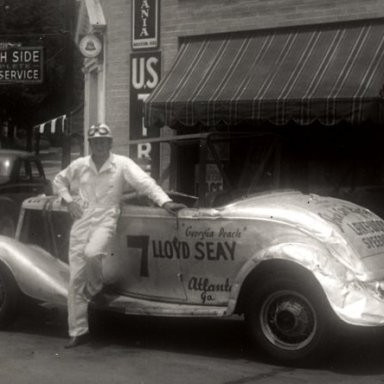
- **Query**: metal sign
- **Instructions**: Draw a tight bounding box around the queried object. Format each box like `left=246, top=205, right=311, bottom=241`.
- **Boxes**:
left=0, top=46, right=43, bottom=84
left=79, top=34, right=102, bottom=58
left=132, top=0, right=159, bottom=50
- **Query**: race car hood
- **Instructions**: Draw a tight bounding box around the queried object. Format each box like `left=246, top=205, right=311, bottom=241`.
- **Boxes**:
left=224, top=191, right=384, bottom=281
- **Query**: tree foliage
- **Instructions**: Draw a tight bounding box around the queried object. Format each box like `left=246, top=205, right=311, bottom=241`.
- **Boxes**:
left=0, top=0, right=80, bottom=130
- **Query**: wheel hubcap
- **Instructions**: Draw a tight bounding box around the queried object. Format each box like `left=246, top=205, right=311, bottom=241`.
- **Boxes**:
left=260, top=290, right=317, bottom=350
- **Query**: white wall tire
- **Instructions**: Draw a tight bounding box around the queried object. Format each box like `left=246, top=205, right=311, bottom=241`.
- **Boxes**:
left=245, top=271, right=333, bottom=365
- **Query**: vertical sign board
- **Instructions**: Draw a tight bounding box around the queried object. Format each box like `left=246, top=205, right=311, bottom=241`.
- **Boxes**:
left=0, top=46, right=43, bottom=84
left=130, top=51, right=161, bottom=179
left=132, top=0, right=159, bottom=50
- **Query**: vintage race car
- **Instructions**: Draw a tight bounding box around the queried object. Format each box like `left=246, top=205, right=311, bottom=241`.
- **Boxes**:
left=1, top=189, right=384, bottom=364
left=1, top=132, right=384, bottom=364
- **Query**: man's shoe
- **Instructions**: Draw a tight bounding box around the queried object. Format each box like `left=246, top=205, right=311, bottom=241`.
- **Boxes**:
left=64, top=333, right=90, bottom=349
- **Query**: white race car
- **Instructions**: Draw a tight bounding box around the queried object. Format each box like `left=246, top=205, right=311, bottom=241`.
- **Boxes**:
left=1, top=132, right=384, bottom=364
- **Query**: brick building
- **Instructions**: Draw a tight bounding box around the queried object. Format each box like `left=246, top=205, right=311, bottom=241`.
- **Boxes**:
left=75, top=0, right=384, bottom=213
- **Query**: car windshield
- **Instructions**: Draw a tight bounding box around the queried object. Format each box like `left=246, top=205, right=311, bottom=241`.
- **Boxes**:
left=0, top=155, right=13, bottom=183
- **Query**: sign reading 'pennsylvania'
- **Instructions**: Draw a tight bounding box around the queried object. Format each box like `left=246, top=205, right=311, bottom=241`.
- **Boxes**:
left=0, top=46, right=43, bottom=84
left=132, top=0, right=159, bottom=50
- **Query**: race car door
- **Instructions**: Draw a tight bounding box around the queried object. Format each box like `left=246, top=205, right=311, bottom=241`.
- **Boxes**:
left=107, top=204, right=187, bottom=302
left=175, top=207, right=247, bottom=306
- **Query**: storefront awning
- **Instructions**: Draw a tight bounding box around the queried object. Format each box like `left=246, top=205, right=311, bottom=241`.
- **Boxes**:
left=34, top=115, right=67, bottom=135
left=145, top=19, right=384, bottom=128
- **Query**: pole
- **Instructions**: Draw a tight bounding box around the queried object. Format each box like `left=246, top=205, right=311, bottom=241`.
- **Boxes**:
left=62, top=0, right=75, bottom=169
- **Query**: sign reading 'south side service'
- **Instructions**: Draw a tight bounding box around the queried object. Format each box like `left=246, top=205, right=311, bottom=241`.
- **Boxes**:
left=0, top=46, right=43, bottom=84
left=132, top=0, right=159, bottom=50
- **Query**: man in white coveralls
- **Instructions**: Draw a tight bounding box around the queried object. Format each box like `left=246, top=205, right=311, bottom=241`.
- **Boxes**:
left=54, top=123, right=185, bottom=348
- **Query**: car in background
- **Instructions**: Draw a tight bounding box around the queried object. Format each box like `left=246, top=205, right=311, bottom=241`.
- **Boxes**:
left=0, top=149, right=52, bottom=236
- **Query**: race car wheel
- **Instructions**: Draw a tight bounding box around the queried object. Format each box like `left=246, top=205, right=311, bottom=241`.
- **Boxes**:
left=0, top=264, right=20, bottom=328
left=0, top=215, right=16, bottom=237
left=245, top=271, right=331, bottom=364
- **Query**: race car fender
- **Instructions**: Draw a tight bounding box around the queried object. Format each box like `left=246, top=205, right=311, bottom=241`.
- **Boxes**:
left=0, top=235, right=69, bottom=306
left=231, top=239, right=384, bottom=326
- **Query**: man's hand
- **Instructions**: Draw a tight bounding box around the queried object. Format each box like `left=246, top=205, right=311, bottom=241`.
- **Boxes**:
left=67, top=201, right=83, bottom=220
left=162, top=201, right=187, bottom=216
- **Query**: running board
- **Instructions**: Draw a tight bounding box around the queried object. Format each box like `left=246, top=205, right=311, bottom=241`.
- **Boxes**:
left=92, top=294, right=229, bottom=317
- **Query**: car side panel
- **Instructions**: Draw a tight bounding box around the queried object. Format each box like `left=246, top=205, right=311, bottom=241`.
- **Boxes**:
left=176, top=209, right=314, bottom=306
left=105, top=205, right=187, bottom=302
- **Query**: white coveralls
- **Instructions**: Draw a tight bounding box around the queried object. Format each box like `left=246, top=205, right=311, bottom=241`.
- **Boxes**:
left=54, top=153, right=171, bottom=337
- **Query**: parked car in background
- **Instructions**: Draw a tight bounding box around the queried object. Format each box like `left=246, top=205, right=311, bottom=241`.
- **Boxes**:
left=0, top=150, right=52, bottom=236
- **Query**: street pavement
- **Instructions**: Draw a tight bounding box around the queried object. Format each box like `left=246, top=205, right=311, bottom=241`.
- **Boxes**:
left=2, top=303, right=384, bottom=384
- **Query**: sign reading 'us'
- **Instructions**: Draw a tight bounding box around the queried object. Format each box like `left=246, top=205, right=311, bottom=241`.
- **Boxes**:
left=130, top=51, right=161, bottom=178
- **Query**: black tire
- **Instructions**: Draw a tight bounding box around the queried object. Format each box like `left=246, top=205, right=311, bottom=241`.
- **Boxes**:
left=0, top=215, right=16, bottom=237
left=0, top=264, right=20, bottom=328
left=245, top=270, right=333, bottom=365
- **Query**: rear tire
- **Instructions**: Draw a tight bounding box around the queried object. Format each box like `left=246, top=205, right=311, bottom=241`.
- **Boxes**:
left=245, top=271, right=333, bottom=365
left=0, top=264, right=20, bottom=328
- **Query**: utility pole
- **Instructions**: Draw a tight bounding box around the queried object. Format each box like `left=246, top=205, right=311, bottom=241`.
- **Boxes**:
left=62, top=0, right=76, bottom=169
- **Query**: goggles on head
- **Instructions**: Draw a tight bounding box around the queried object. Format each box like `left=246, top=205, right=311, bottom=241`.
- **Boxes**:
left=88, top=123, right=112, bottom=139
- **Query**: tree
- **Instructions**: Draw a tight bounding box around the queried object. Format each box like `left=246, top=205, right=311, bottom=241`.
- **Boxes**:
left=0, top=0, right=81, bottom=148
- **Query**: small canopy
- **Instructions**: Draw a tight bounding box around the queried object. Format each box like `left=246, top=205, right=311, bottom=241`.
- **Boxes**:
left=144, top=19, right=384, bottom=129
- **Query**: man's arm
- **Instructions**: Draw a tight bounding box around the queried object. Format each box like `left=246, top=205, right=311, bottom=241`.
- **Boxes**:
left=162, top=201, right=187, bottom=215
left=53, top=160, right=83, bottom=220
left=123, top=158, right=186, bottom=215
left=53, top=165, right=74, bottom=204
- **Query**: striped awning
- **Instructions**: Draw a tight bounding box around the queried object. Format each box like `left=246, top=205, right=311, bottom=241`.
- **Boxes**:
left=34, top=115, right=67, bottom=134
left=145, top=19, right=384, bottom=128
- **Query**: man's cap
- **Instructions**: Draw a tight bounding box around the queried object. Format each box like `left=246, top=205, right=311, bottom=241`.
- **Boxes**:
left=88, top=123, right=113, bottom=139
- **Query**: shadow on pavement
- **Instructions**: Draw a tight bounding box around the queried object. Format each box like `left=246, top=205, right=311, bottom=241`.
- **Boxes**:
left=88, top=309, right=250, bottom=359
left=7, top=302, right=384, bottom=374
left=322, top=326, right=384, bottom=375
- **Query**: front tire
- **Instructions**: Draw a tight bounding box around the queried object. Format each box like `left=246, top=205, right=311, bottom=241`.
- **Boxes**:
left=245, top=271, right=333, bottom=365
left=0, top=264, right=20, bottom=328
